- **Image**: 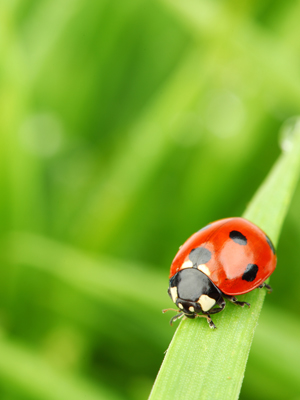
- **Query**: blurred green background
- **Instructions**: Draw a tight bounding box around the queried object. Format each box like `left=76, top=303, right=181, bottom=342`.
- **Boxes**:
left=1, top=1, right=300, bottom=399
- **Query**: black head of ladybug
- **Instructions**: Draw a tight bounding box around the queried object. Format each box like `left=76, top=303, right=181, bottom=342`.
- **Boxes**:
left=167, top=269, right=226, bottom=328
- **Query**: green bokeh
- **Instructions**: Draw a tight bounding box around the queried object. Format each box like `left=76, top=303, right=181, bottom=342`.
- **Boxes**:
left=0, top=1, right=300, bottom=399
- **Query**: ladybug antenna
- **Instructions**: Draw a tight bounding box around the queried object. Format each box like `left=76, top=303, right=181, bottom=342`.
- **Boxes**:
left=162, top=308, right=179, bottom=314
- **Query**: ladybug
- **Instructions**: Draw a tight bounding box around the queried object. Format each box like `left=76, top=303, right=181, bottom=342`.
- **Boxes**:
left=164, top=217, right=276, bottom=329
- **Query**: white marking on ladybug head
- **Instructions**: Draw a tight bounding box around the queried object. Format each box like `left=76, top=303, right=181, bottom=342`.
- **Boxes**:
left=189, top=306, right=195, bottom=312
left=181, top=260, right=193, bottom=269
left=198, top=295, right=216, bottom=312
left=178, top=303, right=184, bottom=309
left=197, top=264, right=211, bottom=276
left=170, top=286, right=178, bottom=303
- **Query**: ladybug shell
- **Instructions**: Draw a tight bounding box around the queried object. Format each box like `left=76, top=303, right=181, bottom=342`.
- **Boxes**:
left=169, top=217, right=276, bottom=296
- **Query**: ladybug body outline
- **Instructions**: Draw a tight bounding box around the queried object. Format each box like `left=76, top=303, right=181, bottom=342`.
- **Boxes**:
left=166, top=217, right=276, bottom=329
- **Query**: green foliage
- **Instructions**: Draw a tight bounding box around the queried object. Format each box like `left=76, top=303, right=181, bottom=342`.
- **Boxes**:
left=0, top=1, right=300, bottom=400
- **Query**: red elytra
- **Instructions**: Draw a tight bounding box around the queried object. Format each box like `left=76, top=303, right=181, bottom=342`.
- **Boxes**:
left=169, top=217, right=276, bottom=296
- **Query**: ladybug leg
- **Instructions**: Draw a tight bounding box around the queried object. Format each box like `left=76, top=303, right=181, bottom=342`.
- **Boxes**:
left=169, top=312, right=184, bottom=325
left=225, top=295, right=250, bottom=308
left=206, top=316, right=216, bottom=330
left=198, top=314, right=216, bottom=329
left=198, top=299, right=226, bottom=329
left=258, top=282, right=272, bottom=293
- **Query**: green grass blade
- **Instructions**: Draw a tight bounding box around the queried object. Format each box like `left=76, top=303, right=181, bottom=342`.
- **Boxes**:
left=0, top=336, right=123, bottom=400
left=149, top=120, right=300, bottom=400
left=4, top=232, right=166, bottom=311
left=243, top=119, right=300, bottom=243
left=2, top=232, right=169, bottom=345
left=69, top=50, right=206, bottom=249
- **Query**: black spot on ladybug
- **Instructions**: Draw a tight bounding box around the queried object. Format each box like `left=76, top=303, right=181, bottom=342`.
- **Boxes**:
left=189, top=246, right=212, bottom=266
left=242, top=263, right=258, bottom=282
left=197, top=224, right=211, bottom=233
left=265, top=235, right=276, bottom=254
left=229, top=230, right=247, bottom=245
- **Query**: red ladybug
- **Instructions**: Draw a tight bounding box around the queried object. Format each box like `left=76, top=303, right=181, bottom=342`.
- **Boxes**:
left=165, top=217, right=276, bottom=329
